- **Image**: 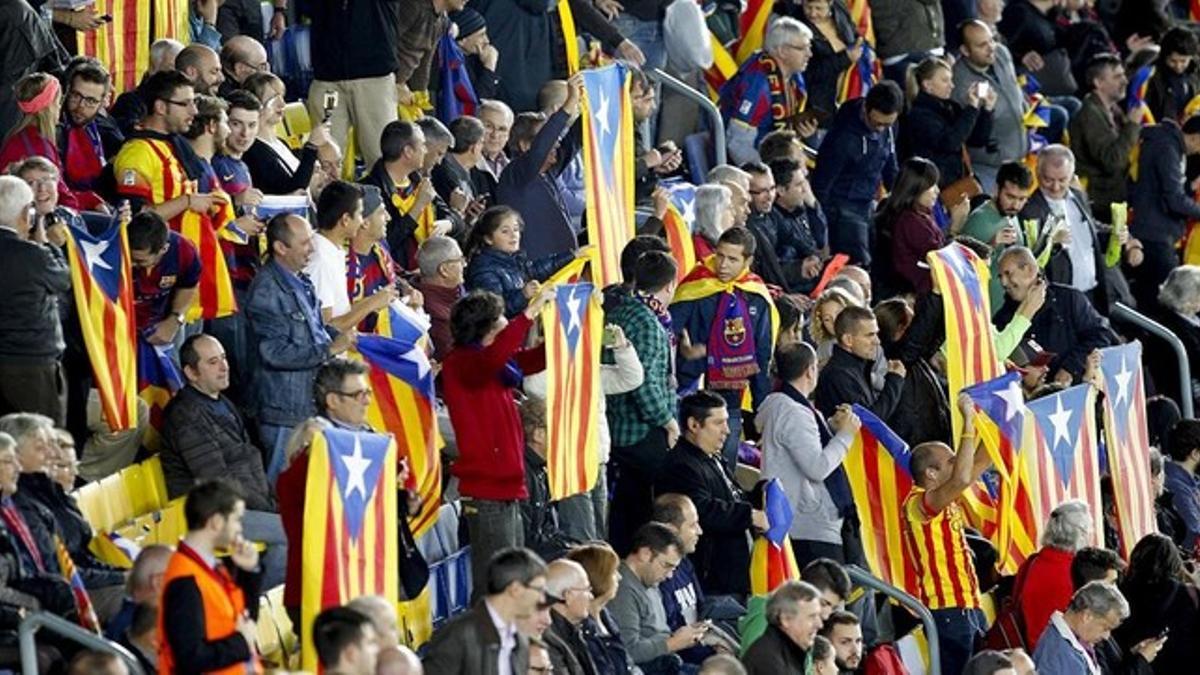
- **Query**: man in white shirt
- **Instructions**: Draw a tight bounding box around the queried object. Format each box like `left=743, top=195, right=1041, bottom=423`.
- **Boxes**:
left=306, top=180, right=396, bottom=331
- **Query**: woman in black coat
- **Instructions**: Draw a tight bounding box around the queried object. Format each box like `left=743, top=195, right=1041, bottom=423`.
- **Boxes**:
left=900, top=57, right=993, bottom=187
left=1146, top=265, right=1200, bottom=412
left=1115, top=533, right=1200, bottom=675
left=776, top=0, right=861, bottom=126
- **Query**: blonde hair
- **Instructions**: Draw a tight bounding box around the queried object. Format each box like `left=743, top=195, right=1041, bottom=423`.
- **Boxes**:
left=5, top=73, right=60, bottom=146
left=809, top=288, right=858, bottom=343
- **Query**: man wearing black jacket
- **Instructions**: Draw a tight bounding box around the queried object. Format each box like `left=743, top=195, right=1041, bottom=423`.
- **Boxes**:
left=814, top=306, right=906, bottom=421
left=993, top=246, right=1117, bottom=385
left=519, top=397, right=580, bottom=561
left=656, top=391, right=768, bottom=597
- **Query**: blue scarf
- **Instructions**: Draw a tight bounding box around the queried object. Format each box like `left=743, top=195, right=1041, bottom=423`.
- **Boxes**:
left=779, top=382, right=855, bottom=518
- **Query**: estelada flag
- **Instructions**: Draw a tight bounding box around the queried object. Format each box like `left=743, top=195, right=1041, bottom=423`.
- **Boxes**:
left=661, top=181, right=698, bottom=283
left=705, top=35, right=739, bottom=100
left=55, top=535, right=100, bottom=634
left=749, top=478, right=800, bottom=596
left=581, top=64, right=636, bottom=288
left=137, top=339, right=183, bottom=452
left=1099, top=342, right=1156, bottom=558
left=540, top=283, right=602, bottom=500
left=356, top=304, right=443, bottom=538
left=64, top=219, right=138, bottom=430
left=301, top=427, right=399, bottom=671
left=846, top=0, right=875, bottom=45
left=836, top=43, right=881, bottom=106
left=842, top=404, right=919, bottom=596
left=1026, top=383, right=1103, bottom=543
left=734, top=0, right=775, bottom=64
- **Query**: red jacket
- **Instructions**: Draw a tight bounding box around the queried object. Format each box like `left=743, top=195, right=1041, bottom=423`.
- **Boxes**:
left=1015, top=546, right=1075, bottom=647
left=0, top=126, right=104, bottom=212
left=442, top=313, right=545, bottom=501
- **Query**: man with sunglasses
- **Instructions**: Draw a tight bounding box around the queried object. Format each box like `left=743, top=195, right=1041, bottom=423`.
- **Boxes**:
left=57, top=61, right=124, bottom=198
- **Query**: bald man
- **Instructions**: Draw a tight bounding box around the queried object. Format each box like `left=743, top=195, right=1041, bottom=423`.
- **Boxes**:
left=377, top=645, right=424, bottom=675
left=110, top=39, right=186, bottom=135
left=219, top=36, right=269, bottom=97
left=543, top=560, right=598, bottom=675
left=176, top=44, right=225, bottom=96
left=104, top=544, right=173, bottom=641
left=348, top=595, right=401, bottom=648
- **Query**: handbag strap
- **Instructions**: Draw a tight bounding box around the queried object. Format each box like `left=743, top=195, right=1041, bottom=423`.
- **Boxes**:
left=960, top=142, right=974, bottom=177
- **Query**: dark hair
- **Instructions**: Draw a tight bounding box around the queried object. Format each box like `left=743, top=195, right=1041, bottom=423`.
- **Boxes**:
left=802, top=558, right=851, bottom=601
left=776, top=294, right=803, bottom=335
left=1071, top=546, right=1125, bottom=590
left=758, top=129, right=801, bottom=164
left=767, top=158, right=801, bottom=192
left=629, top=521, right=684, bottom=557
left=679, top=390, right=725, bottom=430
left=1147, top=396, right=1182, bottom=450
left=717, top=226, right=757, bottom=258
left=380, top=120, right=421, bottom=163
left=811, top=635, right=834, bottom=663
left=265, top=213, right=296, bottom=256
left=996, top=161, right=1034, bottom=191
left=312, top=607, right=373, bottom=667
left=821, top=609, right=861, bottom=633
left=68, top=61, right=111, bottom=91
left=175, top=44, right=215, bottom=74
left=485, top=547, right=547, bottom=595
left=775, top=342, right=817, bottom=382
left=450, top=291, right=505, bottom=346
left=952, top=234, right=992, bottom=261
left=183, top=479, right=242, bottom=530
left=1182, top=115, right=1200, bottom=136
left=865, top=80, right=904, bottom=115
left=620, top=235, right=672, bottom=281
left=140, top=70, right=193, bottom=113
left=652, top=493, right=693, bottom=527
left=1168, top=419, right=1200, bottom=462
left=449, top=116, right=486, bottom=153
left=880, top=157, right=939, bottom=224
left=1084, top=53, right=1123, bottom=91
left=628, top=65, right=651, bottom=94
left=1122, top=533, right=1185, bottom=594
left=313, top=357, right=371, bottom=415
left=740, top=161, right=770, bottom=177
left=127, top=210, right=169, bottom=253
left=874, top=297, right=912, bottom=344
left=224, top=89, right=262, bottom=114
left=179, top=333, right=219, bottom=373
left=465, top=205, right=522, bottom=258
left=183, top=93, right=227, bottom=139
left=509, top=112, right=548, bottom=153
left=833, top=305, right=875, bottom=340
left=961, top=650, right=1013, bottom=675
left=315, top=180, right=363, bottom=232
left=632, top=250, right=678, bottom=293
left=128, top=602, right=157, bottom=639
left=1160, top=26, right=1199, bottom=61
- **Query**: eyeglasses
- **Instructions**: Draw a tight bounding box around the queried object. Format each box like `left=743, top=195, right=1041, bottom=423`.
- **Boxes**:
left=334, top=389, right=373, bottom=402
left=165, top=98, right=197, bottom=109
left=566, top=585, right=594, bottom=597
left=529, top=665, right=554, bottom=674
left=67, top=91, right=103, bottom=108
left=749, top=185, right=776, bottom=195
left=783, top=42, right=812, bottom=53
left=523, top=581, right=548, bottom=596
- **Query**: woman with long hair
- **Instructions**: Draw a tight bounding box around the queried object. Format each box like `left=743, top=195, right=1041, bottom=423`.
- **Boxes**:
left=900, top=57, right=991, bottom=186
left=240, top=72, right=340, bottom=196
left=566, top=543, right=638, bottom=675
left=0, top=73, right=105, bottom=212
left=880, top=157, right=967, bottom=295
left=463, top=205, right=574, bottom=317
left=1115, top=533, right=1200, bottom=674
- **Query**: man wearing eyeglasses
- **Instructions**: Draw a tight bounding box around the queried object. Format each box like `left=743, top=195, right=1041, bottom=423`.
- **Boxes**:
left=218, top=36, right=271, bottom=99
left=57, top=61, right=124, bottom=197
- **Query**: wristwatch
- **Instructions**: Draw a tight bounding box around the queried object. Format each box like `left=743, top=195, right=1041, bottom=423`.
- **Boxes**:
left=173, top=312, right=187, bottom=326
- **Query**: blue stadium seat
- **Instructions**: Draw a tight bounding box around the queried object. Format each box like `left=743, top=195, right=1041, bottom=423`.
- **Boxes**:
left=685, top=131, right=714, bottom=184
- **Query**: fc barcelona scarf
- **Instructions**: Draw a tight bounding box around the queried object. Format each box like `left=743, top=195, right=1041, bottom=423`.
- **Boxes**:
left=757, top=53, right=808, bottom=132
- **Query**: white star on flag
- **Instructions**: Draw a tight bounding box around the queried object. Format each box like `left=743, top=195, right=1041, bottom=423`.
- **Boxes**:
left=340, top=436, right=372, bottom=501
left=1113, top=356, right=1133, bottom=408
left=993, top=380, right=1025, bottom=423
left=1048, top=394, right=1073, bottom=449
left=565, top=288, right=583, bottom=337
left=595, top=90, right=611, bottom=138
left=80, top=238, right=113, bottom=275
left=679, top=196, right=696, bottom=224
left=401, top=346, right=431, bottom=382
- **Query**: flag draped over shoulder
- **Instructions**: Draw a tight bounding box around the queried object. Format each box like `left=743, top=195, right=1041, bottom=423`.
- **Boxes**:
left=540, top=283, right=602, bottom=500
left=661, top=181, right=698, bottom=283
left=64, top=220, right=138, bottom=431
left=355, top=304, right=443, bottom=538
left=673, top=258, right=781, bottom=337
left=137, top=339, right=183, bottom=451
left=1026, top=384, right=1103, bottom=541
left=581, top=64, right=636, bottom=288
left=749, top=478, right=800, bottom=595
left=436, top=32, right=479, bottom=122
left=1099, top=342, right=1156, bottom=558
left=843, top=405, right=919, bottom=596
left=55, top=535, right=100, bottom=634
left=301, top=427, right=399, bottom=671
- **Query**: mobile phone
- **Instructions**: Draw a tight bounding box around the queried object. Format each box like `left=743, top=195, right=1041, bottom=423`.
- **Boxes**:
left=602, top=325, right=620, bottom=347
left=1159, top=627, right=1171, bottom=640
left=321, top=90, right=339, bottom=124
left=976, top=81, right=991, bottom=98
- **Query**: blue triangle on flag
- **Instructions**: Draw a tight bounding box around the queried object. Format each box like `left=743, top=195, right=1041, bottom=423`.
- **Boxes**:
left=1028, top=384, right=1089, bottom=490
left=555, top=283, right=592, bottom=354
left=326, top=427, right=390, bottom=541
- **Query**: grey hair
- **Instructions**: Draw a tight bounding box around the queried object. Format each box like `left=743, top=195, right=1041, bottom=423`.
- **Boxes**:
left=763, top=16, right=813, bottom=54
left=0, top=433, right=14, bottom=454
left=417, top=235, right=463, bottom=279
left=150, top=39, right=185, bottom=73
left=1042, top=500, right=1094, bottom=552
left=1037, top=144, right=1075, bottom=173
left=706, top=164, right=750, bottom=192
left=694, top=184, right=732, bottom=243
left=0, top=176, right=33, bottom=228
left=0, top=413, right=54, bottom=445
left=479, top=99, right=514, bottom=125
left=765, top=580, right=820, bottom=626
left=1067, top=580, right=1129, bottom=620
left=544, top=559, right=588, bottom=597
left=1158, top=265, right=1200, bottom=314
left=416, top=116, right=452, bottom=146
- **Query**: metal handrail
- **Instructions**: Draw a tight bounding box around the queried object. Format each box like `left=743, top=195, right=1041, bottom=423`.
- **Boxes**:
left=647, top=68, right=727, bottom=167
left=19, top=611, right=145, bottom=675
left=1110, top=302, right=1194, bottom=418
left=845, top=564, right=940, bottom=675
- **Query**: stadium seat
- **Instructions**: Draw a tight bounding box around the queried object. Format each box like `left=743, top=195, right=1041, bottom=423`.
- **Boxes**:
left=265, top=585, right=298, bottom=659
left=153, top=498, right=188, bottom=546
left=279, top=102, right=312, bottom=150
left=99, top=473, right=135, bottom=528
left=255, top=595, right=284, bottom=667
left=142, top=455, right=168, bottom=512
left=734, top=463, right=761, bottom=493
left=684, top=131, right=714, bottom=185
left=397, top=586, right=434, bottom=651
left=119, top=464, right=155, bottom=516
left=73, top=481, right=111, bottom=533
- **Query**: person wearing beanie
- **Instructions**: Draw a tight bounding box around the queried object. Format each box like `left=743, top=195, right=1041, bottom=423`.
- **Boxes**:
left=348, top=184, right=417, bottom=334
left=449, top=9, right=502, bottom=101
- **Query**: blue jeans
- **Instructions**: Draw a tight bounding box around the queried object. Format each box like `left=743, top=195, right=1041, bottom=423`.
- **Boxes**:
left=826, top=201, right=875, bottom=267
left=932, top=607, right=987, bottom=675
left=259, top=422, right=294, bottom=485
left=243, top=509, right=288, bottom=589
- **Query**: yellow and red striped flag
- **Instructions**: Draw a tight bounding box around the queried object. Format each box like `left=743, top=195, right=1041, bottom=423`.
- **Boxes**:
left=1099, top=342, right=1157, bottom=558
left=846, top=0, right=875, bottom=45
left=540, top=283, right=603, bottom=500
left=749, top=478, right=800, bottom=595
left=661, top=182, right=697, bottom=283
left=55, top=535, right=100, bottom=634
left=581, top=64, right=636, bottom=288
left=64, top=219, right=138, bottom=431
left=301, top=427, right=399, bottom=671
left=734, top=0, right=775, bottom=64
left=78, top=0, right=151, bottom=94
left=705, top=34, right=739, bottom=100
left=843, top=405, right=920, bottom=596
